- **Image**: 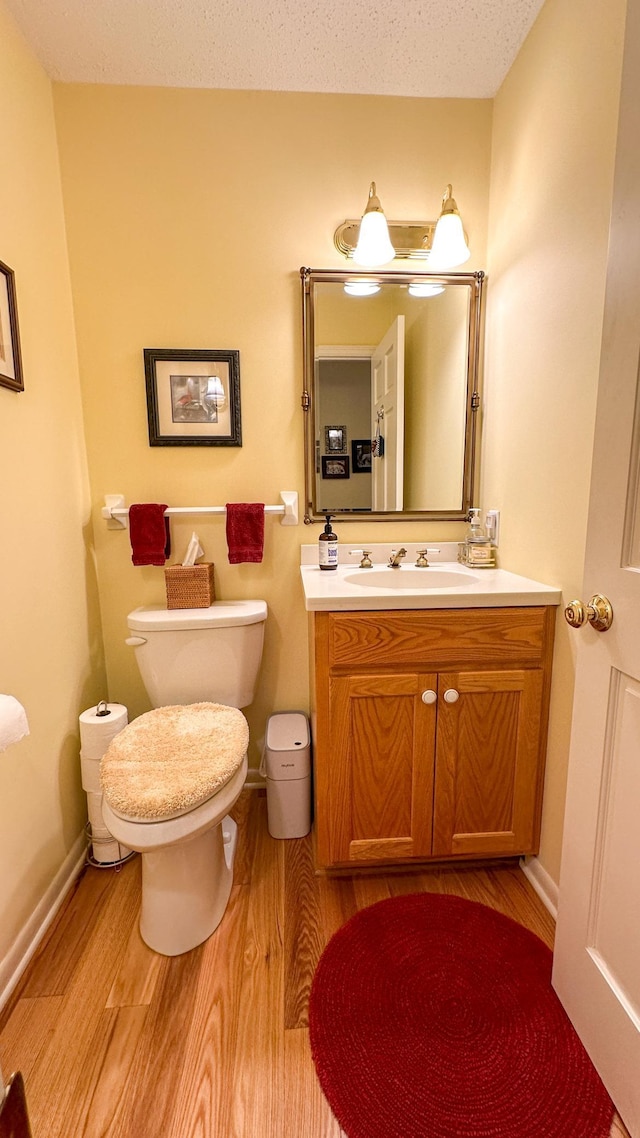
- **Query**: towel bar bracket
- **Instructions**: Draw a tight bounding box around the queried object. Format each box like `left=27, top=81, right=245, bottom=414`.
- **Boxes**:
left=101, top=491, right=299, bottom=528
left=103, top=494, right=127, bottom=529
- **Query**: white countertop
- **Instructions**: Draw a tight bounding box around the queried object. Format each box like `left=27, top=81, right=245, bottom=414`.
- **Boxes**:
left=299, top=545, right=562, bottom=612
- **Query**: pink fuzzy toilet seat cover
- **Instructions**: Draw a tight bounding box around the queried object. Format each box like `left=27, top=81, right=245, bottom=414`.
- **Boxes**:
left=100, top=702, right=249, bottom=822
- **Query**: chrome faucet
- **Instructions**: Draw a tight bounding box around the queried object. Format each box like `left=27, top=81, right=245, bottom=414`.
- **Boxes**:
left=388, top=547, right=407, bottom=568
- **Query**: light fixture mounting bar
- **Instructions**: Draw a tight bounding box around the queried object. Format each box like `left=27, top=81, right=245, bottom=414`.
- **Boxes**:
left=334, top=219, right=436, bottom=260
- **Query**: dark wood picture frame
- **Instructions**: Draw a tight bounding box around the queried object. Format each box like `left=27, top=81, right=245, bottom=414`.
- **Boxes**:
left=325, top=424, right=347, bottom=453
left=144, top=348, right=241, bottom=446
left=322, top=455, right=350, bottom=479
left=351, top=439, right=372, bottom=472
left=0, top=260, right=23, bottom=392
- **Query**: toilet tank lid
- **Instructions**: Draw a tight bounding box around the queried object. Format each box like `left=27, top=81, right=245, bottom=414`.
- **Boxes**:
left=127, top=600, right=268, bottom=631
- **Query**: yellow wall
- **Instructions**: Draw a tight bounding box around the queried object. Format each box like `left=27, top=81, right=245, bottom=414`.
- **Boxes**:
left=483, top=0, right=626, bottom=881
left=52, top=86, right=492, bottom=763
left=0, top=4, right=106, bottom=978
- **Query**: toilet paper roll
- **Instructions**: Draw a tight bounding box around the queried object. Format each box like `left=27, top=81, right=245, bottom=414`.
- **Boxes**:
left=0, top=694, right=30, bottom=753
left=86, top=790, right=131, bottom=864
left=80, top=750, right=103, bottom=793
left=86, top=790, right=111, bottom=837
left=80, top=704, right=131, bottom=864
left=79, top=703, right=128, bottom=759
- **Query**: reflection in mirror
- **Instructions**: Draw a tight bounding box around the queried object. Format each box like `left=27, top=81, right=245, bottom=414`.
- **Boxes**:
left=301, top=268, right=485, bottom=522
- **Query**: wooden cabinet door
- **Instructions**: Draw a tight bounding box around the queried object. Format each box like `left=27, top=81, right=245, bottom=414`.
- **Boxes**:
left=329, top=671, right=437, bottom=865
left=432, top=669, right=545, bottom=858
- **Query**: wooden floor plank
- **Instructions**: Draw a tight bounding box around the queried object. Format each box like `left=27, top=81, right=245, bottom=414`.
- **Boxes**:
left=228, top=795, right=285, bottom=1138
left=0, top=995, right=62, bottom=1084
left=284, top=836, right=325, bottom=1030
left=16, top=859, right=141, bottom=1138
left=106, top=912, right=165, bottom=1008
left=17, top=867, right=115, bottom=1001
left=284, top=1026, right=345, bottom=1138
left=167, top=884, right=250, bottom=1138
left=231, top=788, right=261, bottom=887
left=65, top=1005, right=149, bottom=1138
left=352, top=875, right=392, bottom=911
left=108, top=945, right=205, bottom=1138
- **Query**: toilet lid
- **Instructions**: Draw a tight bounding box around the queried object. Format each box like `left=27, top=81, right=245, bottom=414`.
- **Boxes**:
left=100, top=703, right=249, bottom=822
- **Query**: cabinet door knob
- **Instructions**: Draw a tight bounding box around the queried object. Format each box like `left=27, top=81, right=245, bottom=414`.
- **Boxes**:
left=443, top=688, right=460, bottom=704
left=421, top=689, right=437, bottom=705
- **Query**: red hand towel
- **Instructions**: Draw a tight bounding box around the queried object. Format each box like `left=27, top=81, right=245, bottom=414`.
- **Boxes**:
left=225, top=503, right=265, bottom=564
left=129, top=503, right=171, bottom=566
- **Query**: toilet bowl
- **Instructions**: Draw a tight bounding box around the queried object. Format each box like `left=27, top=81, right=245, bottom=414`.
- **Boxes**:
left=100, top=601, right=267, bottom=956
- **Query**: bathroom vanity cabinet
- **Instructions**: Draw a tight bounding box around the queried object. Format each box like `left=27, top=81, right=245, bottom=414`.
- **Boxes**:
left=310, top=606, right=556, bottom=870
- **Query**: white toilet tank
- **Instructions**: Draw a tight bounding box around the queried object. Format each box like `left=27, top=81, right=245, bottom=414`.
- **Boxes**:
left=126, top=600, right=267, bottom=709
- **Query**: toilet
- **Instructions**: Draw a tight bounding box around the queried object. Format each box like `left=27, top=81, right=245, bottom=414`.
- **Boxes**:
left=100, top=600, right=267, bottom=956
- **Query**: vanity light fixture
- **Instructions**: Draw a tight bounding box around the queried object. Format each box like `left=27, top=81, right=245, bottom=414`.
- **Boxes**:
left=334, top=182, right=470, bottom=269
left=344, top=281, right=382, bottom=296
left=428, top=185, right=471, bottom=270
left=352, top=183, right=395, bottom=268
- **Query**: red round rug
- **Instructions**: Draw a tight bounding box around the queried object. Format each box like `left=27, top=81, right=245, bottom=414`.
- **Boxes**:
left=309, top=893, right=614, bottom=1138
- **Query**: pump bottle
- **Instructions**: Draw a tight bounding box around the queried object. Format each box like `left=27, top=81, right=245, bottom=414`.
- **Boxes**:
left=465, top=508, right=495, bottom=568
left=319, top=514, right=338, bottom=570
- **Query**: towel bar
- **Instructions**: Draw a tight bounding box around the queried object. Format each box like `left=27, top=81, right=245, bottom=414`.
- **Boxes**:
left=102, top=491, right=298, bottom=529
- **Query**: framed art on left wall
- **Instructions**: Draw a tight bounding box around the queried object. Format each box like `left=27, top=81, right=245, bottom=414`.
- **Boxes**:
left=0, top=260, right=23, bottom=392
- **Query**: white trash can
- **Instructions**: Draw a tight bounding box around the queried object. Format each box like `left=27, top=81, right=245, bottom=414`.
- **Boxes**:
left=263, top=712, right=311, bottom=839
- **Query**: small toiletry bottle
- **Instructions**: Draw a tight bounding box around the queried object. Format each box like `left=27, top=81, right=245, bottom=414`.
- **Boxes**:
left=319, top=514, right=338, bottom=571
left=465, top=508, right=495, bottom=568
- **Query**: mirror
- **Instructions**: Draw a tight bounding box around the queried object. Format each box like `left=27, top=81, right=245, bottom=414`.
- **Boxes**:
left=301, top=268, right=485, bottom=522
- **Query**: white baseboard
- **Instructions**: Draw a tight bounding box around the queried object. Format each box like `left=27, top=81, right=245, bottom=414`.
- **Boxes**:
left=519, top=855, right=559, bottom=920
left=0, top=832, right=87, bottom=1013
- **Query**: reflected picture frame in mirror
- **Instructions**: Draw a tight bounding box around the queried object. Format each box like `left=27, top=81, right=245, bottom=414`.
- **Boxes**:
left=301, top=267, right=485, bottom=523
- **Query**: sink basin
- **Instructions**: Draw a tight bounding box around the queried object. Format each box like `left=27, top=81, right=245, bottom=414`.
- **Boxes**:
left=300, top=549, right=562, bottom=612
left=343, top=568, right=480, bottom=589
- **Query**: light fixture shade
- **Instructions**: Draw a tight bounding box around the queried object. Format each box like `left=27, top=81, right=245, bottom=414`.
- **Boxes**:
left=353, top=182, right=396, bottom=267
left=344, top=281, right=382, bottom=296
left=428, top=185, right=470, bottom=270
left=407, top=282, right=445, bottom=298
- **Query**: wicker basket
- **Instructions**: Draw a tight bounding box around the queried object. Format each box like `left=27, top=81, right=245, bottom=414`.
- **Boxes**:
left=164, top=562, right=215, bottom=609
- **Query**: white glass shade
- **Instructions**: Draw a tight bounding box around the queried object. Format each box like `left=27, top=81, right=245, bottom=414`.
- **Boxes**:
left=353, top=211, right=395, bottom=268
left=407, top=282, right=445, bottom=298
left=428, top=213, right=470, bottom=270
left=344, top=281, right=381, bottom=296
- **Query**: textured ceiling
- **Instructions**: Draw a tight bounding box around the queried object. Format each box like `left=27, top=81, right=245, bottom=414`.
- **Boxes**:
left=5, top=0, right=546, bottom=97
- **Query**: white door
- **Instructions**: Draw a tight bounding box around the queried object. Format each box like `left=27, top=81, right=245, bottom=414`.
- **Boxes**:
left=372, top=317, right=405, bottom=511
left=552, top=6, right=640, bottom=1133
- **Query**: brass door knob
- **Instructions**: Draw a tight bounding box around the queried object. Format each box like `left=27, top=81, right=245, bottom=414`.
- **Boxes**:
left=564, top=593, right=613, bottom=632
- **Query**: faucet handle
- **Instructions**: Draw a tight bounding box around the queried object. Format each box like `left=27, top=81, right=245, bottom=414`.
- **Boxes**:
left=415, top=547, right=441, bottom=567
left=349, top=548, right=373, bottom=568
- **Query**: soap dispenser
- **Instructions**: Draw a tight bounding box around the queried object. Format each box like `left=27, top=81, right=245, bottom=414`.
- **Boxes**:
left=465, top=508, right=495, bottom=568
left=319, top=514, right=338, bottom=570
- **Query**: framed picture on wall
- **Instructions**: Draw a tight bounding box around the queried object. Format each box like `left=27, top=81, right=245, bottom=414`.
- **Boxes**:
left=0, top=260, right=23, bottom=393
left=351, top=439, right=372, bottom=472
left=143, top=348, right=241, bottom=446
left=325, top=425, right=347, bottom=453
left=322, top=455, right=350, bottom=479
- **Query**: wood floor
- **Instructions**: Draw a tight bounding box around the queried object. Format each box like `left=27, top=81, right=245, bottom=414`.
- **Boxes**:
left=0, top=791, right=628, bottom=1138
